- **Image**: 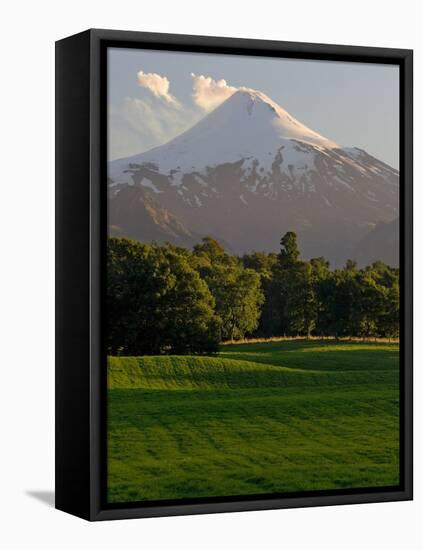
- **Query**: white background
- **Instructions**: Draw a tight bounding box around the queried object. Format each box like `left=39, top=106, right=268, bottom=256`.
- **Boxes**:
left=0, top=1, right=420, bottom=548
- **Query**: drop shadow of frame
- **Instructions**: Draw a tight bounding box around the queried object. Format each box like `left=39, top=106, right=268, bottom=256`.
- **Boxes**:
left=26, top=490, right=55, bottom=508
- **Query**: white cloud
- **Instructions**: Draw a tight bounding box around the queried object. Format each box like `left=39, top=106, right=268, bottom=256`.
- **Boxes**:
left=191, top=73, right=238, bottom=112
left=108, top=72, right=240, bottom=159
left=137, top=71, right=179, bottom=106
left=108, top=95, right=201, bottom=160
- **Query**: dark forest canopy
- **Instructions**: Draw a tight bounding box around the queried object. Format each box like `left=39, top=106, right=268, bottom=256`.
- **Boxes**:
left=107, top=233, right=399, bottom=355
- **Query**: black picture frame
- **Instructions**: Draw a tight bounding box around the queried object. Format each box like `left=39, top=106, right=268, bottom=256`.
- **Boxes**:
left=55, top=28, right=413, bottom=521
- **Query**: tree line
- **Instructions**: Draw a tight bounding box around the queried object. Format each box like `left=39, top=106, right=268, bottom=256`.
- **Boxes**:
left=107, top=232, right=399, bottom=355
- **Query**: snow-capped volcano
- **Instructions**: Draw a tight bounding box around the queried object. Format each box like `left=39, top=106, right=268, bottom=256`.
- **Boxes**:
left=110, top=89, right=339, bottom=184
left=108, top=88, right=399, bottom=266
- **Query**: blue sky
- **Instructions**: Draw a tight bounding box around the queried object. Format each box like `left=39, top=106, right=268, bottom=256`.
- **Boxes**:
left=108, top=47, right=399, bottom=168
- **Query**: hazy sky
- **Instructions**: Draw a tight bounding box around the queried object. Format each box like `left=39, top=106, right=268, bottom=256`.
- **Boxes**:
left=108, top=47, right=399, bottom=168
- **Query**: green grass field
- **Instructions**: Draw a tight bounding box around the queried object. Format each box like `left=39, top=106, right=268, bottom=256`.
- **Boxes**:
left=107, top=340, right=400, bottom=503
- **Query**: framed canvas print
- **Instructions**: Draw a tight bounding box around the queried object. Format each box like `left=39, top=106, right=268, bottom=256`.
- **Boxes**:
left=55, top=29, right=413, bottom=521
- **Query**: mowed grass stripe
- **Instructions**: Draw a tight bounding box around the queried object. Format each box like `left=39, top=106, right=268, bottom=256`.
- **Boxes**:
left=108, top=355, right=397, bottom=392
left=220, top=340, right=399, bottom=371
left=107, top=340, right=400, bottom=502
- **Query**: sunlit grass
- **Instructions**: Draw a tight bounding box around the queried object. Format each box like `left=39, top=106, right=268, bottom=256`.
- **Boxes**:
left=107, top=340, right=400, bottom=503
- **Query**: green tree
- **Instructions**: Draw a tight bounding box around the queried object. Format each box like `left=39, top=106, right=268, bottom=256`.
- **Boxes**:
left=275, top=232, right=318, bottom=336
left=378, top=281, right=400, bottom=337
left=242, top=252, right=280, bottom=337
left=278, top=261, right=317, bottom=336
left=209, top=265, right=264, bottom=340
left=193, top=237, right=226, bottom=263
left=363, top=262, right=399, bottom=338
left=356, top=271, right=386, bottom=337
left=279, top=231, right=300, bottom=267
left=193, top=239, right=264, bottom=340
left=242, top=251, right=278, bottom=278
left=107, top=238, right=221, bottom=355
left=329, top=268, right=362, bottom=336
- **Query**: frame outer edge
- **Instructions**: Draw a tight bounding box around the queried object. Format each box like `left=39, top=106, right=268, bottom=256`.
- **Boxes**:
left=55, top=30, right=92, bottom=520
left=74, top=29, right=413, bottom=521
